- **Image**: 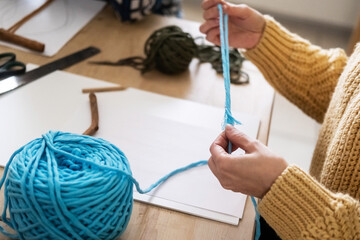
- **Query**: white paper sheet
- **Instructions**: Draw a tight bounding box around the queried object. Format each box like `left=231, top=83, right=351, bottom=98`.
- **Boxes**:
left=0, top=67, right=260, bottom=225
left=0, top=0, right=106, bottom=56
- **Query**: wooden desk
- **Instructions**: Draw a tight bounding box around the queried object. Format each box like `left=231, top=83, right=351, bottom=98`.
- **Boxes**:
left=0, top=5, right=274, bottom=240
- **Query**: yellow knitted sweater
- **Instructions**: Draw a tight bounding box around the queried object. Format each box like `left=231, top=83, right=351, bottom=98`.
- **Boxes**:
left=244, top=16, right=360, bottom=239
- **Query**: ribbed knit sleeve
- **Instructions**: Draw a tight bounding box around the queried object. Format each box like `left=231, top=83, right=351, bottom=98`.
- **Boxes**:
left=259, top=165, right=360, bottom=239
left=243, top=16, right=348, bottom=123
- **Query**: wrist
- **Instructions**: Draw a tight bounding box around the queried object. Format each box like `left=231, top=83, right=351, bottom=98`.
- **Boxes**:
left=261, top=157, right=288, bottom=198
left=247, top=16, right=266, bottom=50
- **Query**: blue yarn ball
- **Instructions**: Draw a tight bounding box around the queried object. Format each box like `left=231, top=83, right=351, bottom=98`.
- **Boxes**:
left=3, top=131, right=134, bottom=240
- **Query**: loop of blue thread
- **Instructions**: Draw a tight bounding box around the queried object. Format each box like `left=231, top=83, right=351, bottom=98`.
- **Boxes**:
left=218, top=4, right=260, bottom=240
left=0, top=131, right=207, bottom=239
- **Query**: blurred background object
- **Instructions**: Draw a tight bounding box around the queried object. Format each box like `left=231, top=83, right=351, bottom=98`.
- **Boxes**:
left=108, top=0, right=182, bottom=22
left=231, top=0, right=359, bottom=29
left=348, top=14, right=360, bottom=54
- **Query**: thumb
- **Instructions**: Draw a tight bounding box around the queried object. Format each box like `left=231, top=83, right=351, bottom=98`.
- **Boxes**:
left=223, top=3, right=251, bottom=19
left=225, top=125, right=256, bottom=153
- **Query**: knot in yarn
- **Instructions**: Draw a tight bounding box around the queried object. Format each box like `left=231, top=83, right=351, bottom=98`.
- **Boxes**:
left=1, top=131, right=134, bottom=240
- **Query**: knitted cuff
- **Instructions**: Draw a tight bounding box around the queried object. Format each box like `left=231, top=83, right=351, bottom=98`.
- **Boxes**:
left=243, top=15, right=310, bottom=67
left=258, top=165, right=336, bottom=239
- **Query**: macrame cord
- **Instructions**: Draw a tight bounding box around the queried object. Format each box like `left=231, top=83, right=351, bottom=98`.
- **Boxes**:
left=218, top=4, right=261, bottom=240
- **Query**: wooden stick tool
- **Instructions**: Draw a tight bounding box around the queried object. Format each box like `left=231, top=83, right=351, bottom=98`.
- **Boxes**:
left=0, top=0, right=53, bottom=52
left=82, top=85, right=127, bottom=94
left=83, top=92, right=99, bottom=136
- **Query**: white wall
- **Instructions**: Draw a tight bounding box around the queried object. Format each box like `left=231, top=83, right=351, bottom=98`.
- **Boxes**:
left=231, top=0, right=359, bottom=29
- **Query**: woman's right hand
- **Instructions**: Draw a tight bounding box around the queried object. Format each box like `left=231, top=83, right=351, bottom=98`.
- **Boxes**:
left=199, top=0, right=266, bottom=49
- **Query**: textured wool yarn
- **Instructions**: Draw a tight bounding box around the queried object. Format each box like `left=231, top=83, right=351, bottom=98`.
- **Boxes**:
left=92, top=25, right=249, bottom=84
left=142, top=25, right=197, bottom=74
left=93, top=25, right=197, bottom=75
left=217, top=4, right=260, bottom=239
left=0, top=131, right=206, bottom=239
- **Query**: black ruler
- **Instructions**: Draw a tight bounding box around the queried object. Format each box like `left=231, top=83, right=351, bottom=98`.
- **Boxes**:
left=0, top=46, right=100, bottom=96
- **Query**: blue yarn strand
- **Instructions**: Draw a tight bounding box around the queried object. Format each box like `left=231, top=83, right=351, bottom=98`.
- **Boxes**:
left=218, top=4, right=260, bottom=240
left=251, top=194, right=261, bottom=240
left=131, top=160, right=207, bottom=194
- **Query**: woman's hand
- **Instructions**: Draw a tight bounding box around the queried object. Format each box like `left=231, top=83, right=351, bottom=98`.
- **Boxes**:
left=200, top=0, right=266, bottom=49
left=208, top=125, right=288, bottom=198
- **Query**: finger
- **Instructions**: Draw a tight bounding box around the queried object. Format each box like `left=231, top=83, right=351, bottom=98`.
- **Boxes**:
left=205, top=28, right=221, bottom=46
left=203, top=5, right=220, bottom=20
left=225, top=125, right=257, bottom=153
left=223, top=3, right=251, bottom=19
left=210, top=130, right=228, bottom=152
left=199, top=19, right=219, bottom=34
left=201, top=0, right=223, bottom=10
left=208, top=155, right=227, bottom=183
left=207, top=156, right=217, bottom=175
left=209, top=130, right=231, bottom=161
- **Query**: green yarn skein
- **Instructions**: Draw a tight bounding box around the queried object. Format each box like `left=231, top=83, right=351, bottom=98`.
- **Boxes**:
left=92, top=25, right=249, bottom=84
left=93, top=26, right=196, bottom=75
left=143, top=25, right=198, bottom=74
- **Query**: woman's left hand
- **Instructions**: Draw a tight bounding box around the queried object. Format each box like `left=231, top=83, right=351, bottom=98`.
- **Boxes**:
left=208, top=125, right=288, bottom=198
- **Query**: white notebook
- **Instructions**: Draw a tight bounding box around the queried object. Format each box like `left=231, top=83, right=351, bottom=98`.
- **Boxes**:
left=0, top=0, right=105, bottom=56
